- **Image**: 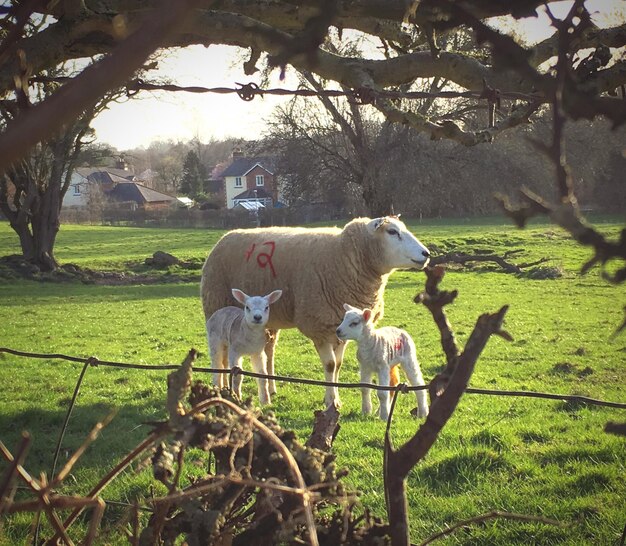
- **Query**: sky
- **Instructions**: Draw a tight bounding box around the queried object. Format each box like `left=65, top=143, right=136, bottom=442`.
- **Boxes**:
left=90, top=1, right=626, bottom=151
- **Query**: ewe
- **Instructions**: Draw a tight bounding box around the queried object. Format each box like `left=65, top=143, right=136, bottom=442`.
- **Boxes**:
left=336, top=304, right=429, bottom=421
left=201, top=216, right=430, bottom=408
left=206, top=288, right=282, bottom=405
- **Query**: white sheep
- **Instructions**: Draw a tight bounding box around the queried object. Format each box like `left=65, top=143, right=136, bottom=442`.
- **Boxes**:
left=206, top=288, right=283, bottom=405
left=201, top=216, right=430, bottom=408
left=336, top=304, right=429, bottom=421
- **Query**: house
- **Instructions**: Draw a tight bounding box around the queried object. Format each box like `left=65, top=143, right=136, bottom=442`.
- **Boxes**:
left=221, top=150, right=279, bottom=209
left=106, top=182, right=177, bottom=210
left=63, top=166, right=135, bottom=208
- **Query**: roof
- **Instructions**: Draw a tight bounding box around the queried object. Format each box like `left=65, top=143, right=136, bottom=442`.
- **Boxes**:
left=234, top=201, right=266, bottom=211
left=233, top=187, right=273, bottom=201
left=77, top=167, right=135, bottom=180
left=87, top=171, right=135, bottom=185
left=107, top=182, right=177, bottom=204
left=221, top=156, right=276, bottom=177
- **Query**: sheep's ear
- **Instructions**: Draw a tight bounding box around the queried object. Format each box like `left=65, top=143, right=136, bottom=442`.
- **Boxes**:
left=367, top=217, right=387, bottom=233
left=266, top=289, right=283, bottom=304
left=363, top=309, right=372, bottom=322
left=343, top=303, right=358, bottom=312
left=232, top=289, right=248, bottom=305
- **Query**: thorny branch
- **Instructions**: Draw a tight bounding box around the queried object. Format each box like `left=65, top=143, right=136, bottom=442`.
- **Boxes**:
left=385, top=265, right=512, bottom=546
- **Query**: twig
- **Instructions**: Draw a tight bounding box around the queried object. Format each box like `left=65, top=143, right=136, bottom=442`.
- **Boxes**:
left=418, top=510, right=563, bottom=545
left=188, top=397, right=320, bottom=546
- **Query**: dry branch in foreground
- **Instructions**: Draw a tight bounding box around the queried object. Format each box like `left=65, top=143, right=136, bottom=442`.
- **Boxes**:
left=384, top=265, right=512, bottom=546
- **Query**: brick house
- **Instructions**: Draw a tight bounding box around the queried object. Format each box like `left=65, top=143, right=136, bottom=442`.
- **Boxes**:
left=221, top=150, right=279, bottom=209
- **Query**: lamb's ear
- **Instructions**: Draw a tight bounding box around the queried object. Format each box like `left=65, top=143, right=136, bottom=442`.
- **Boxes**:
left=363, top=309, right=372, bottom=322
left=343, top=303, right=358, bottom=312
left=266, top=289, right=283, bottom=304
left=231, top=289, right=248, bottom=305
left=367, top=217, right=387, bottom=233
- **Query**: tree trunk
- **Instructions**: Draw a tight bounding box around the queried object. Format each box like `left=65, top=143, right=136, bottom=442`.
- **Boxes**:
left=362, top=177, right=394, bottom=217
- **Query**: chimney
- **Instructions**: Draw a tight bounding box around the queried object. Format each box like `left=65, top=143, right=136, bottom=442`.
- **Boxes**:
left=232, top=148, right=244, bottom=160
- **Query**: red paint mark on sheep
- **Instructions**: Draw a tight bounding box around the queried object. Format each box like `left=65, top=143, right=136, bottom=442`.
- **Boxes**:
left=244, top=241, right=277, bottom=278
left=245, top=243, right=256, bottom=261
left=394, top=337, right=404, bottom=352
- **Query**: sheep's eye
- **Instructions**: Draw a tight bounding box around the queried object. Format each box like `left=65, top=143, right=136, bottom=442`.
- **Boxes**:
left=265, top=306, right=269, bottom=311
left=349, top=321, right=359, bottom=328
left=245, top=306, right=250, bottom=312
left=387, top=228, right=400, bottom=238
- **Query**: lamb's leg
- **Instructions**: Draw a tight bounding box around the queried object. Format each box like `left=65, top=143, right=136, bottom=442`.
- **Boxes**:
left=228, top=352, right=244, bottom=399
left=264, top=329, right=280, bottom=395
left=377, top=368, right=391, bottom=421
left=360, top=366, right=373, bottom=416
left=314, top=341, right=341, bottom=408
left=209, top=339, right=225, bottom=389
left=403, top=357, right=429, bottom=418
left=250, top=352, right=271, bottom=405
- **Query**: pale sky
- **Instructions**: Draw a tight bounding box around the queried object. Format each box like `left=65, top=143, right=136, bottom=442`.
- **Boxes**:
left=90, top=1, right=625, bottom=151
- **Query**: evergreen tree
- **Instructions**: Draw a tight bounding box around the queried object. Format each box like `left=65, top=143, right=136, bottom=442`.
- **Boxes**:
left=179, top=150, right=206, bottom=197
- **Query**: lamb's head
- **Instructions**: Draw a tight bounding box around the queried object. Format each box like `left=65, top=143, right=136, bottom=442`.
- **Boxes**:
left=232, top=288, right=283, bottom=327
left=366, top=216, right=430, bottom=270
left=336, top=303, right=372, bottom=342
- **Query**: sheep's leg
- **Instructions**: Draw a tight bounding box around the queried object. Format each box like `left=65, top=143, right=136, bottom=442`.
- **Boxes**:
left=265, top=329, right=280, bottom=395
left=377, top=368, right=391, bottom=421
left=228, top=352, right=244, bottom=399
left=403, top=358, right=429, bottom=418
left=314, top=341, right=341, bottom=408
left=360, top=366, right=373, bottom=416
left=250, top=352, right=271, bottom=405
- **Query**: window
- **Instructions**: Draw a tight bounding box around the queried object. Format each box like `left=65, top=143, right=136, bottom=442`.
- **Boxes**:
left=235, top=177, right=242, bottom=187
left=73, top=185, right=81, bottom=195
left=255, top=175, right=265, bottom=187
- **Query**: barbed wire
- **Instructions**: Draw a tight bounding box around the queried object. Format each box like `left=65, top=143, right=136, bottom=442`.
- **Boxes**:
left=29, top=76, right=546, bottom=105
left=1, top=347, right=624, bottom=410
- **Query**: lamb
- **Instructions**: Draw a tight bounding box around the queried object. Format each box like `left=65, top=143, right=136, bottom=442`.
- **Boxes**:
left=336, top=304, right=429, bottom=421
left=201, top=216, right=430, bottom=408
left=206, top=288, right=283, bottom=405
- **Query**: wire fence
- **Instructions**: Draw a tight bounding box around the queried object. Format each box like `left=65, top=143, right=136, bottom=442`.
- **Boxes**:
left=2, top=347, right=625, bottom=409
left=30, top=76, right=545, bottom=105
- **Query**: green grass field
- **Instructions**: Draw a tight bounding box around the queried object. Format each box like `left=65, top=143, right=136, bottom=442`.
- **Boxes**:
left=0, top=217, right=625, bottom=545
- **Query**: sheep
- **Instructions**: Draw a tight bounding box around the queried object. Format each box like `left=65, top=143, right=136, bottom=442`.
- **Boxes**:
left=201, top=216, right=430, bottom=408
left=206, top=288, right=283, bottom=405
left=336, top=303, right=429, bottom=421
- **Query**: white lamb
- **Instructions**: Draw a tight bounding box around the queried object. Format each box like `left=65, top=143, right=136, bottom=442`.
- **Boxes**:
left=336, top=304, right=429, bottom=421
left=206, top=288, right=283, bottom=405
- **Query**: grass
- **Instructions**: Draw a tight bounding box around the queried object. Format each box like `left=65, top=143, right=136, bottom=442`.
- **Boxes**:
left=0, top=216, right=625, bottom=544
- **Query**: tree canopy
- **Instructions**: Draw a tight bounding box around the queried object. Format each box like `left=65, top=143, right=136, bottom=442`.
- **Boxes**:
left=0, top=0, right=625, bottom=169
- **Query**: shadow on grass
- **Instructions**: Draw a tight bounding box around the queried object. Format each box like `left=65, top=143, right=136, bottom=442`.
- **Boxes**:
left=0, top=281, right=201, bottom=307
left=0, top=401, right=166, bottom=480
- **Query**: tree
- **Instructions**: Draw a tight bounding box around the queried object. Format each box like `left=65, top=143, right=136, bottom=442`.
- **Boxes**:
left=179, top=150, right=206, bottom=197
left=0, top=72, right=121, bottom=270
left=0, top=0, right=624, bottom=167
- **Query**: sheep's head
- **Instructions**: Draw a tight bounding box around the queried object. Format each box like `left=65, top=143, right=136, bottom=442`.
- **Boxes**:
left=367, top=216, right=430, bottom=271
left=232, top=288, right=283, bottom=327
left=336, top=303, right=372, bottom=341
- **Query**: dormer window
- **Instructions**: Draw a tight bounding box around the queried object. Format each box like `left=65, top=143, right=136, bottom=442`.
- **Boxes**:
left=255, top=175, right=264, bottom=187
